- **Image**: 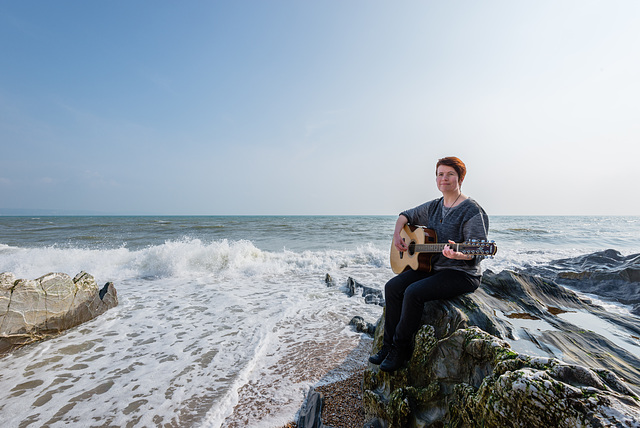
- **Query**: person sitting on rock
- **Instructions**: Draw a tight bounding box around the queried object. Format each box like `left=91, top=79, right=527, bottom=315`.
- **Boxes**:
left=370, top=156, right=490, bottom=372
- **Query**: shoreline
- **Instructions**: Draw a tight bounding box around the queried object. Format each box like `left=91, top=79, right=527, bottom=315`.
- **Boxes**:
left=280, top=334, right=372, bottom=428
left=280, top=367, right=366, bottom=428
left=315, top=368, right=367, bottom=427
left=279, top=369, right=367, bottom=428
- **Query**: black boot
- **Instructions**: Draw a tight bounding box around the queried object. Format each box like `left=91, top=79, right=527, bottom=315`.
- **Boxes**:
left=368, top=344, right=391, bottom=365
left=380, top=346, right=409, bottom=372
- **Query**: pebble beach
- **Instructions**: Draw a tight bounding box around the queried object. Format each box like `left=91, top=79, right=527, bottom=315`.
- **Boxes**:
left=280, top=364, right=367, bottom=428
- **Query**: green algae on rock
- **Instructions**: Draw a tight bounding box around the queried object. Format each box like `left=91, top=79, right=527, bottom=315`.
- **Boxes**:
left=363, top=270, right=640, bottom=427
left=365, top=325, right=640, bottom=427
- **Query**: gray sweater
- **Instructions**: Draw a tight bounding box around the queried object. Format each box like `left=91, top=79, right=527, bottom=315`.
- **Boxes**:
left=400, top=197, right=489, bottom=277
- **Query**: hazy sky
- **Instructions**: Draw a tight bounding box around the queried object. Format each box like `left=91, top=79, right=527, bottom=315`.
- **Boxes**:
left=1, top=1, right=639, bottom=216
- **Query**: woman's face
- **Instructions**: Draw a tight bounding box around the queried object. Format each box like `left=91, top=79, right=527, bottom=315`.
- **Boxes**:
left=436, top=165, right=460, bottom=193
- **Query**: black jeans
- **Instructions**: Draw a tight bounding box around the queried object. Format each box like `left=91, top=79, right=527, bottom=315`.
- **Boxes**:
left=383, top=269, right=480, bottom=350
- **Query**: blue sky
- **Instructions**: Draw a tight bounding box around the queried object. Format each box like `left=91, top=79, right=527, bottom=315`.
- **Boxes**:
left=1, top=1, right=639, bottom=216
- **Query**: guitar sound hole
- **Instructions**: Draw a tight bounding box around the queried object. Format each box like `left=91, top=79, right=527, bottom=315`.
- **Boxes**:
left=408, top=242, right=416, bottom=256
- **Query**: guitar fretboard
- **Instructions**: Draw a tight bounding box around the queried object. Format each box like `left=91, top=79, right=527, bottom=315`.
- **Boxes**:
left=410, top=242, right=493, bottom=256
left=412, top=244, right=450, bottom=252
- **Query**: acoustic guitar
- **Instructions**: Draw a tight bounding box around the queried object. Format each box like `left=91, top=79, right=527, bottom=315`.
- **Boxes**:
left=390, top=225, right=497, bottom=274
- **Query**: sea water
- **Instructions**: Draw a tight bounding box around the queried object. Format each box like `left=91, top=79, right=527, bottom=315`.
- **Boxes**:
left=0, top=215, right=639, bottom=427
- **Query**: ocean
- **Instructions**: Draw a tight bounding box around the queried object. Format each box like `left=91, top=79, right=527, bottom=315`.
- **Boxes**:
left=1, top=215, right=639, bottom=427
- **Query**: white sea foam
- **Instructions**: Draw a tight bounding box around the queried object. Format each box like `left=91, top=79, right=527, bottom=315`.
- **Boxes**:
left=0, top=238, right=389, bottom=427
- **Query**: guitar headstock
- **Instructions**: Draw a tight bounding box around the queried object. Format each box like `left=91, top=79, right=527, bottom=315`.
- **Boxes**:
left=459, top=240, right=498, bottom=257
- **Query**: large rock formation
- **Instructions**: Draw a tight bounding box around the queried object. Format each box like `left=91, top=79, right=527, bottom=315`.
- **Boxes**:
left=364, top=325, right=640, bottom=427
left=363, top=268, right=640, bottom=427
left=0, top=271, right=118, bottom=354
left=522, top=249, right=640, bottom=316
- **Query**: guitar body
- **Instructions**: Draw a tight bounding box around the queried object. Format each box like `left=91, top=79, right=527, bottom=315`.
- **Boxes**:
left=390, top=225, right=437, bottom=274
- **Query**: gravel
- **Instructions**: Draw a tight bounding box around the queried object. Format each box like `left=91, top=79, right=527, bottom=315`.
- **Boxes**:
left=315, top=369, right=366, bottom=427
left=279, top=368, right=367, bottom=428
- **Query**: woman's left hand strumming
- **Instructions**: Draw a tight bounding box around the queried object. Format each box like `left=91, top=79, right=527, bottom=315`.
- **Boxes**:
left=443, top=240, right=473, bottom=260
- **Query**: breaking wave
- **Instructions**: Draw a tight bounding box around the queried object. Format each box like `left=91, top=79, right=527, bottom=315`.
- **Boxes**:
left=0, top=238, right=389, bottom=283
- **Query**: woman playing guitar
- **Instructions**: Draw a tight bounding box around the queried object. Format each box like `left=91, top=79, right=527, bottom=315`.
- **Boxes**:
left=369, top=156, right=490, bottom=372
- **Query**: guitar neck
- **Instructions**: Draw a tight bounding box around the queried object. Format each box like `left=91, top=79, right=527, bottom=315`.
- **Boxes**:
left=414, top=243, right=452, bottom=253
left=412, top=242, right=494, bottom=256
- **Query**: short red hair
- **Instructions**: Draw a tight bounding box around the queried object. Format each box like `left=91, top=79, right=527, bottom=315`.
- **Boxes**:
left=436, top=157, right=467, bottom=184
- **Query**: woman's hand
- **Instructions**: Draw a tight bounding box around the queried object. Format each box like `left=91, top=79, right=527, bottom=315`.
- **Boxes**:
left=393, top=215, right=409, bottom=252
left=394, top=232, right=408, bottom=252
left=443, top=240, right=473, bottom=260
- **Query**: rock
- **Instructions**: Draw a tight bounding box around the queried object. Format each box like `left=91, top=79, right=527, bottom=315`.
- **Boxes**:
left=364, top=325, right=640, bottom=427
left=0, top=271, right=118, bottom=354
left=363, top=269, right=640, bottom=427
left=345, top=277, right=385, bottom=307
left=478, top=270, right=640, bottom=391
left=324, top=273, right=335, bottom=286
left=523, top=249, right=640, bottom=307
left=350, top=316, right=377, bottom=336
left=297, top=387, right=328, bottom=428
